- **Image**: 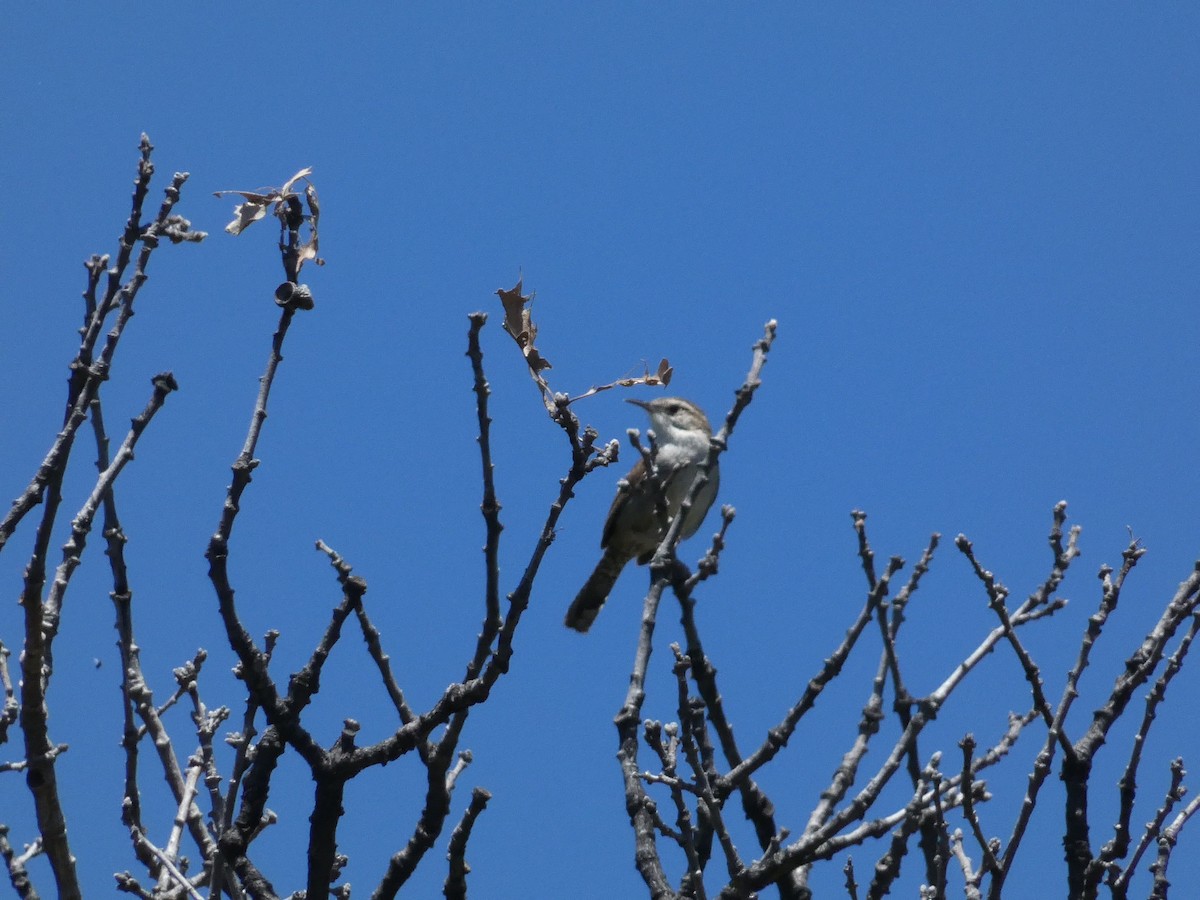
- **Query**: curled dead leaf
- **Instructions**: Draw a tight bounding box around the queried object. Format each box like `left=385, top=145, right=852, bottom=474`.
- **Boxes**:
left=656, top=358, right=673, bottom=385
left=279, top=167, right=314, bottom=195
left=222, top=197, right=270, bottom=235
left=497, top=280, right=552, bottom=372
left=215, top=167, right=316, bottom=237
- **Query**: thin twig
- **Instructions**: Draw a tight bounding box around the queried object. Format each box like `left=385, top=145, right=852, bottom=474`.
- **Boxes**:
left=0, top=824, right=41, bottom=900
left=442, top=788, right=492, bottom=900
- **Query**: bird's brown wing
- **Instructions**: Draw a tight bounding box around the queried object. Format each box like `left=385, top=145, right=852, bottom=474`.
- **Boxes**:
left=600, top=456, right=646, bottom=549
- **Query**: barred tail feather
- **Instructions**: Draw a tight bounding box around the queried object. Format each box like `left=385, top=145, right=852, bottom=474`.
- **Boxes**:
left=565, top=550, right=629, bottom=632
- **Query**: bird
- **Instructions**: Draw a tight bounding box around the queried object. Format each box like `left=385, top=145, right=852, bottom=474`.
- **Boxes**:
left=565, top=396, right=719, bottom=632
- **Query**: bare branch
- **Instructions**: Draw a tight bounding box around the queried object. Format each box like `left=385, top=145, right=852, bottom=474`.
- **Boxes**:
left=0, top=643, right=16, bottom=746
left=721, top=548, right=901, bottom=792
left=1148, top=786, right=1200, bottom=900
left=45, top=373, right=179, bottom=663
left=443, top=788, right=492, bottom=900
left=12, top=136, right=201, bottom=900
left=466, top=313, right=504, bottom=669
left=958, top=735, right=1000, bottom=879
left=0, top=823, right=41, bottom=899
left=617, top=575, right=678, bottom=899
left=565, top=357, right=675, bottom=405
left=1101, top=610, right=1200, bottom=879
left=128, top=823, right=204, bottom=900
left=0, top=136, right=202, bottom=556
left=1114, top=758, right=1186, bottom=896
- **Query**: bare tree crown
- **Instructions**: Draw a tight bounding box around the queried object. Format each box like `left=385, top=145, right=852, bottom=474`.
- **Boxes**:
left=1, top=138, right=1198, bottom=900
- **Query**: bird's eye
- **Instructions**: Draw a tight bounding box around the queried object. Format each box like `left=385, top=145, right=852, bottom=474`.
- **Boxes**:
left=667, top=403, right=680, bottom=414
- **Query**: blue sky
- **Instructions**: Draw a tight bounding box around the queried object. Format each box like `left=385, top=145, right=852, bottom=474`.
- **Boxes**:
left=1, top=5, right=1198, bottom=898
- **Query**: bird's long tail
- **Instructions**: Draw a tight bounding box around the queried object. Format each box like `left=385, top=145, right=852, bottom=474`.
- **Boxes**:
left=565, top=549, right=629, bottom=632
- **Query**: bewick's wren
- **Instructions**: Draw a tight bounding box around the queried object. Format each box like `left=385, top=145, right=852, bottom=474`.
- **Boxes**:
left=565, top=397, right=719, bottom=632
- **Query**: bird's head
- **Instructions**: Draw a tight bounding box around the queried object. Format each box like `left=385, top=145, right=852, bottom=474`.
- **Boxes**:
left=627, top=397, right=712, bottom=440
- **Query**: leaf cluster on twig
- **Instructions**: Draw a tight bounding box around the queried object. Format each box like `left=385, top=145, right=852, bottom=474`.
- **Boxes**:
left=496, top=279, right=672, bottom=415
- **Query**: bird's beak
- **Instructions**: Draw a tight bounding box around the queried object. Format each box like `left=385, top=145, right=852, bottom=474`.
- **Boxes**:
left=625, top=398, right=652, bottom=411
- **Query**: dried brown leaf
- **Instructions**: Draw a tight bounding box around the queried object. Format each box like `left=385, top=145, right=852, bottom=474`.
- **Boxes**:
left=656, top=358, right=673, bottom=385
left=212, top=190, right=275, bottom=204
left=497, top=281, right=529, bottom=341
left=299, top=183, right=322, bottom=265
left=305, top=183, right=321, bottom=221
left=525, top=347, right=552, bottom=373
left=497, top=281, right=551, bottom=372
left=280, top=167, right=314, bottom=196
left=224, top=200, right=270, bottom=235
left=215, top=167, right=315, bottom=237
